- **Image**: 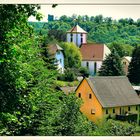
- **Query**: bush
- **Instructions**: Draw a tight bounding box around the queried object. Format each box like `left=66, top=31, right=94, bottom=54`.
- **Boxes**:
left=79, top=67, right=90, bottom=77
left=93, top=119, right=135, bottom=136
left=65, top=69, right=76, bottom=82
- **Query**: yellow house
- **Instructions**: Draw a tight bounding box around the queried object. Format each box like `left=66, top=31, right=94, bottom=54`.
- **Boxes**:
left=75, top=76, right=140, bottom=124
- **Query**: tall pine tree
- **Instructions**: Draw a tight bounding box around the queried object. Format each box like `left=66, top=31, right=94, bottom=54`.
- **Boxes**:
left=128, top=46, right=140, bottom=85
left=99, top=48, right=124, bottom=76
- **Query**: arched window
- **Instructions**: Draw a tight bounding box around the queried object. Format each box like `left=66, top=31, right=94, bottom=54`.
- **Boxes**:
left=70, top=34, right=73, bottom=42
left=86, top=62, right=89, bottom=68
left=94, top=62, right=97, bottom=75
left=81, top=33, right=83, bottom=43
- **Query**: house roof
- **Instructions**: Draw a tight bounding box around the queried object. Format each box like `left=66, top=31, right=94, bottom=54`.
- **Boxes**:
left=81, top=76, right=140, bottom=108
left=48, top=44, right=63, bottom=55
left=67, top=24, right=87, bottom=33
left=123, top=56, right=132, bottom=63
left=80, top=43, right=104, bottom=61
left=60, top=86, right=77, bottom=95
left=133, top=86, right=140, bottom=91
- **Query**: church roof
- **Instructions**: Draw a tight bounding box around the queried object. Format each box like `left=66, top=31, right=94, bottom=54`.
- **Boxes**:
left=67, top=24, right=87, bottom=33
left=80, top=43, right=104, bottom=61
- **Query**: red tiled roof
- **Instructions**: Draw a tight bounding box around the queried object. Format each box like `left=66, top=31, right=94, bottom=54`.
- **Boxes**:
left=80, top=43, right=104, bottom=61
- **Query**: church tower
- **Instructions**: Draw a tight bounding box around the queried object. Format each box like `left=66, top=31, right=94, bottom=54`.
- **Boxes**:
left=66, top=24, right=87, bottom=47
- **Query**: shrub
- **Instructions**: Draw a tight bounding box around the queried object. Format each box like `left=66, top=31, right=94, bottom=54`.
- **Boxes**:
left=93, top=119, right=135, bottom=136
left=79, top=67, right=90, bottom=77
left=65, top=69, right=76, bottom=82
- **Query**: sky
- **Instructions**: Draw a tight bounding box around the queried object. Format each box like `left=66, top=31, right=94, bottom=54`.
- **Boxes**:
left=1, top=0, right=140, bottom=22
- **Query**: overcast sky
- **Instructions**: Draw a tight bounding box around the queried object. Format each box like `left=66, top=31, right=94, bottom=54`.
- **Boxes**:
left=1, top=0, right=139, bottom=22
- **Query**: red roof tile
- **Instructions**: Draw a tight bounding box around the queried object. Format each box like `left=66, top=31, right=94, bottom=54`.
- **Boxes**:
left=80, top=43, right=104, bottom=61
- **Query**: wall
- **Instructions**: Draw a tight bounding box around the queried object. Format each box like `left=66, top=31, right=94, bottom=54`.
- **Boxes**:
left=122, top=58, right=130, bottom=75
left=55, top=51, right=64, bottom=73
left=103, top=44, right=111, bottom=60
left=81, top=61, right=102, bottom=75
left=67, top=33, right=87, bottom=47
left=103, top=105, right=139, bottom=119
left=76, top=79, right=103, bottom=122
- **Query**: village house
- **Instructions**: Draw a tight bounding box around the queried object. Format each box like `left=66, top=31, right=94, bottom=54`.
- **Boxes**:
left=122, top=56, right=132, bottom=75
left=48, top=44, right=64, bottom=73
left=66, top=24, right=110, bottom=75
left=75, top=76, right=140, bottom=124
left=80, top=43, right=111, bottom=75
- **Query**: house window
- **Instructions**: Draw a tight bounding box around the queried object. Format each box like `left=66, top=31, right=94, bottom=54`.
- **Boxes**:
left=136, top=106, right=138, bottom=111
left=94, top=62, right=97, bottom=75
left=113, top=108, right=115, bottom=113
left=86, top=62, right=89, bottom=68
left=57, top=51, right=60, bottom=55
left=60, top=59, right=62, bottom=64
left=81, top=33, right=83, bottom=43
left=120, top=108, right=122, bottom=114
left=70, top=34, right=73, bottom=42
left=128, top=106, right=131, bottom=111
left=123, top=61, right=126, bottom=65
left=91, top=109, right=96, bottom=114
left=106, top=109, right=108, bottom=114
left=89, top=94, right=92, bottom=99
left=78, top=93, right=81, bottom=98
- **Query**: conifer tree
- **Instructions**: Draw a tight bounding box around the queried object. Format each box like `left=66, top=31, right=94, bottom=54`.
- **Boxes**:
left=128, top=46, right=140, bottom=85
left=99, top=48, right=124, bottom=76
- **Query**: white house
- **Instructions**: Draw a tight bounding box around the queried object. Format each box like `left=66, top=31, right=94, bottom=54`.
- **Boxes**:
left=80, top=43, right=111, bottom=75
left=66, top=24, right=87, bottom=47
left=122, top=56, right=132, bottom=75
left=48, top=44, right=64, bottom=73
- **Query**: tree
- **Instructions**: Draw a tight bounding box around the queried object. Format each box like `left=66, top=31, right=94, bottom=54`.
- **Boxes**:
left=59, top=42, right=82, bottom=69
left=99, top=48, right=124, bottom=76
left=0, top=4, right=63, bottom=136
left=128, top=46, right=140, bottom=85
left=108, top=42, right=133, bottom=58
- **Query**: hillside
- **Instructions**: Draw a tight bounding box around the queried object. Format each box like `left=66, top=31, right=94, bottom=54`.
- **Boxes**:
left=29, top=15, right=140, bottom=47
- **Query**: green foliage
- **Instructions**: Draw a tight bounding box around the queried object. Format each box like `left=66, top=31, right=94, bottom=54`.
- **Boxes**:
left=79, top=67, right=90, bottom=77
left=93, top=119, right=135, bottom=136
left=108, top=42, right=133, bottom=57
left=65, top=69, right=76, bottom=82
left=30, top=15, right=140, bottom=47
left=40, top=93, right=96, bottom=136
left=99, top=48, right=124, bottom=76
left=59, top=42, right=82, bottom=69
left=128, top=46, right=140, bottom=85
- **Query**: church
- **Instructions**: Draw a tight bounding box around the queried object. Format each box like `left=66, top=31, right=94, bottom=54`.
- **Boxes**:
left=66, top=24, right=111, bottom=75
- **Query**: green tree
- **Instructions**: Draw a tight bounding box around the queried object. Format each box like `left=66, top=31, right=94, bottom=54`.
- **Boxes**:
left=99, top=48, right=124, bottom=76
left=128, top=46, right=140, bottom=85
left=0, top=4, right=62, bottom=136
left=59, top=42, right=82, bottom=69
